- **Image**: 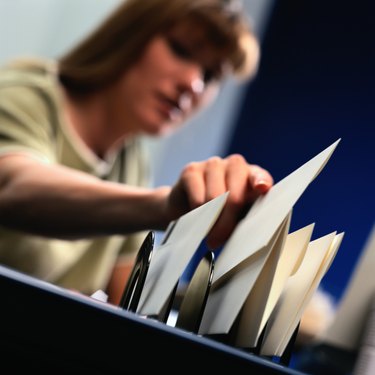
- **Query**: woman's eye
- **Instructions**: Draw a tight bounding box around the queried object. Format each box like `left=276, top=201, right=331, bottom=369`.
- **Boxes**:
left=167, top=39, right=191, bottom=60
left=204, top=69, right=215, bottom=83
left=166, top=37, right=222, bottom=84
left=204, top=68, right=221, bottom=83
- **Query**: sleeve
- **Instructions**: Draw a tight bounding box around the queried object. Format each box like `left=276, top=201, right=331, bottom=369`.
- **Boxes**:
left=0, top=84, right=57, bottom=162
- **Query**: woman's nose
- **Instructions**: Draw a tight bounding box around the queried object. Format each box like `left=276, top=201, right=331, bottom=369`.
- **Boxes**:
left=176, top=64, right=206, bottom=97
left=190, top=77, right=205, bottom=95
left=177, top=78, right=205, bottom=113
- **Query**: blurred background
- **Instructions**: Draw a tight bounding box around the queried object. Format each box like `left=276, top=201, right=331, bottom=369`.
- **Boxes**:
left=0, top=0, right=373, bottom=307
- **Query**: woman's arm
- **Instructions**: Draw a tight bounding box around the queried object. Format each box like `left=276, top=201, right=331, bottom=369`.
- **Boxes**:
left=0, top=153, right=170, bottom=238
left=0, top=152, right=273, bottom=247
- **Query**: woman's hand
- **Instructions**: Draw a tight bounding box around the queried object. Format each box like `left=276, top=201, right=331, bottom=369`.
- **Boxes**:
left=165, top=154, right=273, bottom=249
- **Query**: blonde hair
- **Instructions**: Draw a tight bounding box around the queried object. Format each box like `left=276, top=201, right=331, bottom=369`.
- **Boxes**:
left=58, top=0, right=260, bottom=94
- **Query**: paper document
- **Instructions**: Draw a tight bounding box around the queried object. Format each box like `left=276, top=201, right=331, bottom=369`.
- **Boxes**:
left=137, top=192, right=228, bottom=316
left=260, top=231, right=344, bottom=356
left=234, top=223, right=315, bottom=347
left=199, top=139, right=341, bottom=335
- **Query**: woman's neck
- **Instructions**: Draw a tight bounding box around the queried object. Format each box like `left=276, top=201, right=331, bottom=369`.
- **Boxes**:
left=62, top=88, right=130, bottom=160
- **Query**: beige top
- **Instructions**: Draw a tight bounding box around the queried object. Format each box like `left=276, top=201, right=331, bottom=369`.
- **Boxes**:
left=0, top=58, right=150, bottom=294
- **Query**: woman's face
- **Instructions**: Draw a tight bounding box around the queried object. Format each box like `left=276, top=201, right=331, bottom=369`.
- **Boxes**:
left=106, top=20, right=231, bottom=137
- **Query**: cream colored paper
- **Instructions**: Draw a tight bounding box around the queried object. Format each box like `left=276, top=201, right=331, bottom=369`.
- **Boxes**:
left=199, top=213, right=291, bottom=334
left=137, top=192, right=228, bottom=316
left=234, top=223, right=315, bottom=348
left=276, top=232, right=343, bottom=356
left=260, top=231, right=344, bottom=356
left=199, top=139, right=340, bottom=335
left=213, top=139, right=340, bottom=284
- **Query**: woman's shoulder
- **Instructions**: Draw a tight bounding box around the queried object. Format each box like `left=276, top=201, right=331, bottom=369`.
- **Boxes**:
left=0, top=56, right=58, bottom=87
left=0, top=57, right=63, bottom=132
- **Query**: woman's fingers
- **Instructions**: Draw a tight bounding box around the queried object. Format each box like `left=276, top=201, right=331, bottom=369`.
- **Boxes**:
left=204, top=156, right=273, bottom=249
left=247, top=163, right=274, bottom=194
left=168, top=154, right=274, bottom=249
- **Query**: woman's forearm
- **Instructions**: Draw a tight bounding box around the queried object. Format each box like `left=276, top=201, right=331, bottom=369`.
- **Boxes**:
left=0, top=154, right=171, bottom=238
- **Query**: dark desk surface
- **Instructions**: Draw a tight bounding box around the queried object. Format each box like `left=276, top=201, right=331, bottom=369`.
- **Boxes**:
left=0, top=265, right=307, bottom=374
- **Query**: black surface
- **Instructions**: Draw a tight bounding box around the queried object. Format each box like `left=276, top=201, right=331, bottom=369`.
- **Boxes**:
left=0, top=265, right=306, bottom=374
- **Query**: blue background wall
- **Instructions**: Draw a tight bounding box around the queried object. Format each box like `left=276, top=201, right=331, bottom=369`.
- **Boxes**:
left=226, top=0, right=375, bottom=301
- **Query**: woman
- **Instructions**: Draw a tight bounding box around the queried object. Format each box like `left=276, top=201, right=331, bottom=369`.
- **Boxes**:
left=0, top=0, right=273, bottom=304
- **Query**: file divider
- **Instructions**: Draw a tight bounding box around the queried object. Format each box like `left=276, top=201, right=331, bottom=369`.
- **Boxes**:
left=120, top=233, right=300, bottom=368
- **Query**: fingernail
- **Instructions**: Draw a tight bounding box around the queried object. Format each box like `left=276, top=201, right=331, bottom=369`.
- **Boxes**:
left=256, top=179, right=269, bottom=186
left=255, top=179, right=271, bottom=192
